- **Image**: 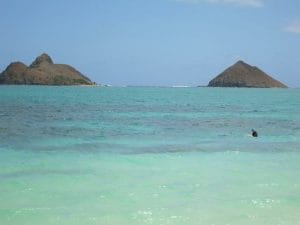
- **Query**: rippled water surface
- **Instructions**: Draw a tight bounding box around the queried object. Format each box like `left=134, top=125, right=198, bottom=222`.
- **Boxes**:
left=0, top=86, right=300, bottom=225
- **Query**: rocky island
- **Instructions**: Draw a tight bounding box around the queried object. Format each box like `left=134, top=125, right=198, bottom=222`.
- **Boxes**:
left=0, top=53, right=94, bottom=85
left=208, top=60, right=287, bottom=88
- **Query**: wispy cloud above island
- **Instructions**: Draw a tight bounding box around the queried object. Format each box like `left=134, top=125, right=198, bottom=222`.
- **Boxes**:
left=173, top=0, right=264, bottom=7
left=284, top=20, right=300, bottom=34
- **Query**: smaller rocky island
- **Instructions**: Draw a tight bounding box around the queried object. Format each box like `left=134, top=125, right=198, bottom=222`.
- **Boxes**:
left=0, top=53, right=94, bottom=85
left=208, top=60, right=287, bottom=88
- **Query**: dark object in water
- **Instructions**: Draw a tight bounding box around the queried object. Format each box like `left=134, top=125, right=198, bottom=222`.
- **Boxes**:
left=252, top=129, right=258, bottom=137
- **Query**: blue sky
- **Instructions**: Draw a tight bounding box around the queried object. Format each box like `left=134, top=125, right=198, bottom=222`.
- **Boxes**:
left=0, top=0, right=299, bottom=87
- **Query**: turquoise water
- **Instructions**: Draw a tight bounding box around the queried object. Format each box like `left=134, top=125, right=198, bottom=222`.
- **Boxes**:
left=0, top=86, right=300, bottom=225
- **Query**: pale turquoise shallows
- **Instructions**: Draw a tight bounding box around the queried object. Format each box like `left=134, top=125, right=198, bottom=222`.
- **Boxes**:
left=0, top=86, right=300, bottom=225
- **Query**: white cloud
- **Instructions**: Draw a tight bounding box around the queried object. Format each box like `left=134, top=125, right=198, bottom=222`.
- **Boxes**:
left=174, top=0, right=264, bottom=7
left=284, top=20, right=300, bottom=34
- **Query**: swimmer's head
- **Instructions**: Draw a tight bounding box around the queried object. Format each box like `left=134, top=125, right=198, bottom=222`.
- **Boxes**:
left=251, top=129, right=258, bottom=137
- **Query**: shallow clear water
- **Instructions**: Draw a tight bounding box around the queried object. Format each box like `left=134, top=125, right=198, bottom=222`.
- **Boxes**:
left=0, top=86, right=300, bottom=225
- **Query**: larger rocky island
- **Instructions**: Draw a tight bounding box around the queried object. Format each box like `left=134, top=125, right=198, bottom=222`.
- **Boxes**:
left=0, top=53, right=94, bottom=85
left=208, top=61, right=287, bottom=88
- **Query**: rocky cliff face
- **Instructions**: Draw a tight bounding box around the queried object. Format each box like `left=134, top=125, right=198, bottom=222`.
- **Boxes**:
left=208, top=61, right=287, bottom=88
left=0, top=53, right=94, bottom=85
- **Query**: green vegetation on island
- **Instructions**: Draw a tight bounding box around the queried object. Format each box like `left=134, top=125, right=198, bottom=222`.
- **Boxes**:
left=0, top=53, right=94, bottom=85
left=208, top=61, right=287, bottom=88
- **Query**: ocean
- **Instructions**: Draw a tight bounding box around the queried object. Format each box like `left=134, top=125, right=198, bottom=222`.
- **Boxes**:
left=0, top=86, right=300, bottom=225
